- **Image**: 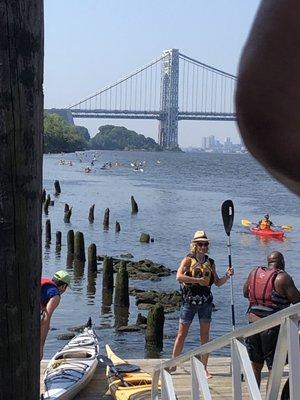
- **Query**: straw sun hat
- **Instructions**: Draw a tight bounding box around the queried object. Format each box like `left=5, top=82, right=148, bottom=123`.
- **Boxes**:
left=191, top=230, right=209, bottom=243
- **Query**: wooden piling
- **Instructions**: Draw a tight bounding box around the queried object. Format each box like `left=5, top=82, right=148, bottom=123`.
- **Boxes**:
left=115, top=221, right=121, bottom=232
left=56, top=231, right=62, bottom=248
left=88, top=243, right=97, bottom=273
left=102, top=256, right=114, bottom=290
left=45, top=219, right=51, bottom=243
left=67, top=229, right=74, bottom=254
left=88, top=204, right=95, bottom=223
left=114, top=261, right=129, bottom=307
left=54, top=180, right=61, bottom=196
left=64, top=206, right=72, bottom=223
left=43, top=194, right=50, bottom=214
left=145, top=303, right=165, bottom=351
left=103, top=208, right=110, bottom=229
left=74, top=231, right=86, bottom=262
left=131, top=195, right=138, bottom=213
left=41, top=188, right=46, bottom=203
left=64, top=203, right=69, bottom=212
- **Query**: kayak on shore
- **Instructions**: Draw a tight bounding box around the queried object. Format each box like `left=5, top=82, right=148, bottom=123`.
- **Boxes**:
left=42, top=318, right=99, bottom=400
left=250, top=227, right=285, bottom=238
left=105, top=344, right=154, bottom=400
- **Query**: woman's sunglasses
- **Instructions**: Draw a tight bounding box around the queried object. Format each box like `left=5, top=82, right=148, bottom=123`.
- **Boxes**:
left=196, top=242, right=209, bottom=247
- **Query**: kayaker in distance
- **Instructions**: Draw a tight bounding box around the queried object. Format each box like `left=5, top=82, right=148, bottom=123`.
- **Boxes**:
left=40, top=270, right=71, bottom=360
left=243, top=251, right=300, bottom=388
left=171, top=230, right=234, bottom=378
left=257, top=214, right=273, bottom=230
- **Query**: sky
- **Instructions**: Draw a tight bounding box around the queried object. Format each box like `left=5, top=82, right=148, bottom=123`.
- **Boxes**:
left=44, top=0, right=261, bottom=147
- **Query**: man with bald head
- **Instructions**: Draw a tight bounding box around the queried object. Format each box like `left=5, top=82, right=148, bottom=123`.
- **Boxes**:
left=243, top=251, right=300, bottom=386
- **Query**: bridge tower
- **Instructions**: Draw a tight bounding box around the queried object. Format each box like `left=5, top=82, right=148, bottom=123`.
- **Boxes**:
left=158, top=49, right=179, bottom=149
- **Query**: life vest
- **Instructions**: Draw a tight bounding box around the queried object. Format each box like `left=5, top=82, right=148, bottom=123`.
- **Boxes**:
left=41, top=277, right=59, bottom=311
left=181, top=255, right=214, bottom=303
left=248, top=266, right=290, bottom=312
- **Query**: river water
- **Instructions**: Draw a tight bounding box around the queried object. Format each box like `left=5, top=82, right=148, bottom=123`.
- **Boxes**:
left=43, top=150, right=300, bottom=359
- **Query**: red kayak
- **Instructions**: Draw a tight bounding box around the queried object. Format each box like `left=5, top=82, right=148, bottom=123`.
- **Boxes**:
left=250, top=227, right=284, bottom=238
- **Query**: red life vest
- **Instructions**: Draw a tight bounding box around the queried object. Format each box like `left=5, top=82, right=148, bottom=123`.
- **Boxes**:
left=41, top=277, right=58, bottom=311
left=41, top=277, right=58, bottom=288
left=248, top=266, right=282, bottom=309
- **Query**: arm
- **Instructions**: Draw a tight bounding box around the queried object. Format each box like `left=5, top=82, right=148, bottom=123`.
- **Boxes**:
left=236, top=0, right=300, bottom=196
left=40, top=295, right=60, bottom=360
left=211, top=263, right=233, bottom=287
left=275, top=273, right=300, bottom=304
left=176, top=257, right=208, bottom=285
left=243, top=275, right=250, bottom=298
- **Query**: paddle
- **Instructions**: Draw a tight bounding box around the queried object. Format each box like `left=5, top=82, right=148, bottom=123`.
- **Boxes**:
left=241, top=219, right=293, bottom=231
left=98, top=354, right=133, bottom=387
left=221, top=200, right=235, bottom=329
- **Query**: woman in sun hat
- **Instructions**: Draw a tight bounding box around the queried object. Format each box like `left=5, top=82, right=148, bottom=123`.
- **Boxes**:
left=171, top=230, right=234, bottom=378
left=40, top=270, right=71, bottom=360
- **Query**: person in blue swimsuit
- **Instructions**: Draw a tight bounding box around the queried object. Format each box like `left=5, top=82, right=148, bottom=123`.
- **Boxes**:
left=40, top=270, right=71, bottom=360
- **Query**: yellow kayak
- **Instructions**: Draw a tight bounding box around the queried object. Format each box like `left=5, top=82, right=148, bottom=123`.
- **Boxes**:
left=105, top=344, right=153, bottom=400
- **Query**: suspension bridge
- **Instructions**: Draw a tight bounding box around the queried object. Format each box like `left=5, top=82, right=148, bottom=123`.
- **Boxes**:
left=66, top=49, right=236, bottom=149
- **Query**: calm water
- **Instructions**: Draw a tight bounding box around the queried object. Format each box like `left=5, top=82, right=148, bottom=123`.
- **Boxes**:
left=43, top=150, right=300, bottom=359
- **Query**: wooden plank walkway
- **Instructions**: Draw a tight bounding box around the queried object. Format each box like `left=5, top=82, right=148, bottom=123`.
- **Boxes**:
left=40, top=357, right=289, bottom=399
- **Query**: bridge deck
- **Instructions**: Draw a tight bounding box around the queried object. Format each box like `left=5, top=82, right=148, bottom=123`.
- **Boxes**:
left=40, top=357, right=289, bottom=399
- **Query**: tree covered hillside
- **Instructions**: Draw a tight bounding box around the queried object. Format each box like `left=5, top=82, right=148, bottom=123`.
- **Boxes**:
left=44, top=113, right=90, bottom=153
left=90, top=125, right=161, bottom=151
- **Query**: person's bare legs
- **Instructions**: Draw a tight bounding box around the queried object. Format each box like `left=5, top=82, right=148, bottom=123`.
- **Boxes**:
left=170, top=322, right=190, bottom=371
left=200, top=320, right=212, bottom=379
left=251, top=361, right=263, bottom=387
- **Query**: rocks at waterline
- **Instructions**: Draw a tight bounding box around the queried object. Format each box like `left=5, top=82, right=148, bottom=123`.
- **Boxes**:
left=97, top=255, right=171, bottom=281
left=129, top=287, right=181, bottom=312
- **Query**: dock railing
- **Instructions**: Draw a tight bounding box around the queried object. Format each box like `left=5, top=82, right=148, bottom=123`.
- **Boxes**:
left=151, top=303, right=300, bottom=400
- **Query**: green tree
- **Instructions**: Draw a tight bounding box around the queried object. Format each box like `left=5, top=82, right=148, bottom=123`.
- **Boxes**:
left=90, top=125, right=161, bottom=151
left=44, top=113, right=89, bottom=153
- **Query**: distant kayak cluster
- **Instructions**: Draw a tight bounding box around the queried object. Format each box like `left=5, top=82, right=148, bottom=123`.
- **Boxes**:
left=58, top=151, right=162, bottom=174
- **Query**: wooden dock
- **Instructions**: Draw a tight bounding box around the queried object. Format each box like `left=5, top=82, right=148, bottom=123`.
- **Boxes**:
left=40, top=357, right=289, bottom=399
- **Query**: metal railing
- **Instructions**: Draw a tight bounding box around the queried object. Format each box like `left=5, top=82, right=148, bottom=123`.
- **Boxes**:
left=151, top=303, right=300, bottom=400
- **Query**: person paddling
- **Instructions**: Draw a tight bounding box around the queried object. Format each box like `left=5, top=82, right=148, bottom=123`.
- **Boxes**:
left=243, top=251, right=300, bottom=388
left=257, top=214, right=273, bottom=230
left=40, top=270, right=71, bottom=360
left=171, top=230, right=234, bottom=378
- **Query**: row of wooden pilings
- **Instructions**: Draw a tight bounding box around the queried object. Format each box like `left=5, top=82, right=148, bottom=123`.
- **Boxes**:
left=43, top=181, right=163, bottom=350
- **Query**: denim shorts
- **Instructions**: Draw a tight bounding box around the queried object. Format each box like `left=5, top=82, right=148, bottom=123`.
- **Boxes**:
left=179, top=301, right=213, bottom=325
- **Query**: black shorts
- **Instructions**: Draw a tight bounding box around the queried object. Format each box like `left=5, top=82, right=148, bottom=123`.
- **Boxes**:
left=245, top=325, right=280, bottom=369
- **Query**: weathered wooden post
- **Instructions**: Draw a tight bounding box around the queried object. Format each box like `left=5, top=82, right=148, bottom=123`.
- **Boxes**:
left=88, top=204, right=95, bottom=223
left=145, top=304, right=165, bottom=351
left=64, top=206, right=72, bottom=223
left=43, top=194, right=50, bottom=214
left=56, top=231, right=62, bottom=248
left=115, top=221, right=121, bottom=232
left=67, top=229, right=74, bottom=254
left=88, top=243, right=97, bottom=273
left=131, top=195, right=138, bottom=213
left=0, top=1, right=43, bottom=397
left=74, top=231, right=86, bottom=262
left=45, top=219, right=51, bottom=244
left=102, top=256, right=114, bottom=290
left=103, top=207, right=110, bottom=229
left=114, top=261, right=129, bottom=307
left=41, top=188, right=46, bottom=203
left=54, top=180, right=61, bottom=196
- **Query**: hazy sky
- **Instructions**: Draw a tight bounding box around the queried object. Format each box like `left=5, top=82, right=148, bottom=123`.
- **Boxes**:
left=44, top=0, right=260, bottom=147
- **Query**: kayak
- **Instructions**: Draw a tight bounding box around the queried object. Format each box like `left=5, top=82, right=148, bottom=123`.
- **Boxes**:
left=42, top=319, right=99, bottom=400
left=105, top=344, right=153, bottom=400
left=250, top=227, right=284, bottom=238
